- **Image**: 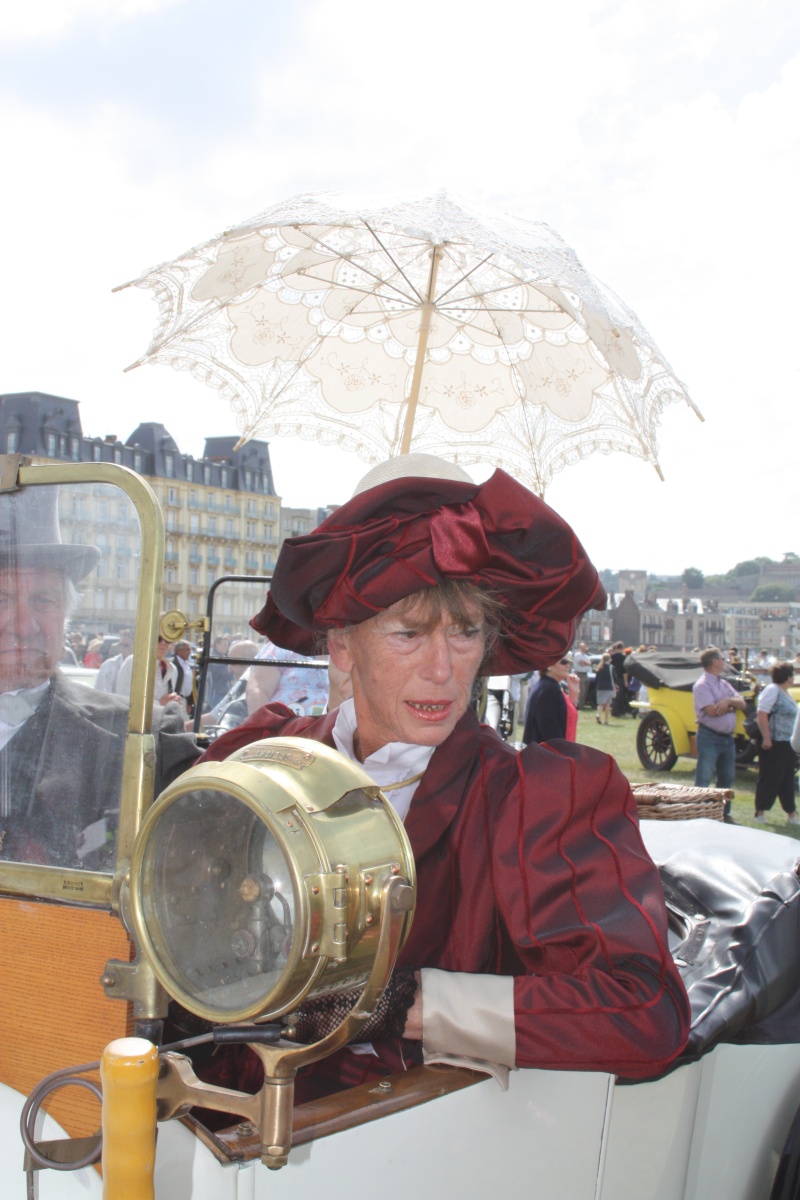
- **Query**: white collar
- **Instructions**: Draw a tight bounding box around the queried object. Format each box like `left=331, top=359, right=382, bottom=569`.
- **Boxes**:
left=0, top=680, right=50, bottom=749
left=331, top=698, right=434, bottom=821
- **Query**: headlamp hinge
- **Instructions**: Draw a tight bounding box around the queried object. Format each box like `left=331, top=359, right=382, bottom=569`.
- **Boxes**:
left=303, top=869, right=349, bottom=959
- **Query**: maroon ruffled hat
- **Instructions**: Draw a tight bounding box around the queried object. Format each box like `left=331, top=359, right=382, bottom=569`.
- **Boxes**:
left=252, top=466, right=606, bottom=674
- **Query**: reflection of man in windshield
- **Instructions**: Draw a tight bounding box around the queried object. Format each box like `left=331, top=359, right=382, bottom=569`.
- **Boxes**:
left=0, top=486, right=199, bottom=870
left=0, top=568, right=71, bottom=697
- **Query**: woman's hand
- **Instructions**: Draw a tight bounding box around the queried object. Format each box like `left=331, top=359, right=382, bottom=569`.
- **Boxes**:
left=289, top=969, right=419, bottom=1044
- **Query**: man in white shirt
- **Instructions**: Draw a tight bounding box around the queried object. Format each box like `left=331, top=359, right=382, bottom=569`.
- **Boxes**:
left=171, top=640, right=196, bottom=711
left=116, top=634, right=182, bottom=709
left=94, top=628, right=134, bottom=694
left=572, top=642, right=592, bottom=709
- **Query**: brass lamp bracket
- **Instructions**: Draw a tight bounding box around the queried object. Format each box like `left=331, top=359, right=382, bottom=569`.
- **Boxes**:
left=155, top=874, right=412, bottom=1170
left=100, top=956, right=168, bottom=1020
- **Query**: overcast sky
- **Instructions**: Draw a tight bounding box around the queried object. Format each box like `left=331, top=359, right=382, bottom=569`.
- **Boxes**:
left=1, top=0, right=798, bottom=576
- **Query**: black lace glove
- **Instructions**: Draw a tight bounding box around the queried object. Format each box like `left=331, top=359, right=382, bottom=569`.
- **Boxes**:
left=288, top=968, right=418, bottom=1044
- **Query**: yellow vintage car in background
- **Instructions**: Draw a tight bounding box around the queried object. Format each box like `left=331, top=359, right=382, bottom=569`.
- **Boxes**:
left=627, top=650, right=800, bottom=772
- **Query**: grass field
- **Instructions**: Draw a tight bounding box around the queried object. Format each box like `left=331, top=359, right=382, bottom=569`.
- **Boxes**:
left=515, top=708, right=800, bottom=841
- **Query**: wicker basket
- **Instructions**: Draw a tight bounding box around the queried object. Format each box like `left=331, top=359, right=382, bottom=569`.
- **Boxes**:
left=630, top=782, right=729, bottom=823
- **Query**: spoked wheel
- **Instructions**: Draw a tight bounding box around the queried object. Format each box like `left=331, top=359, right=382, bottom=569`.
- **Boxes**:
left=636, top=712, right=678, bottom=771
left=735, top=733, right=758, bottom=765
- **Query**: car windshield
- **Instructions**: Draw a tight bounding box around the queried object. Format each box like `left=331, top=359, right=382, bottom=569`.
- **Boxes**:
left=0, top=481, right=141, bottom=872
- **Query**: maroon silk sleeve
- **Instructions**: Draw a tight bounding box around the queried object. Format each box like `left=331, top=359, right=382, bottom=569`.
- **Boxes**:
left=493, top=742, right=690, bottom=1078
left=198, top=704, right=326, bottom=762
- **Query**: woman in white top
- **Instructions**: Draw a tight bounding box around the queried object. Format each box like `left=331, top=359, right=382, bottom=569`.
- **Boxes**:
left=755, top=661, right=799, bottom=823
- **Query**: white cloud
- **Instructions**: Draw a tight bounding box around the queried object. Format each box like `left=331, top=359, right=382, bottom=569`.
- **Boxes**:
left=0, top=0, right=184, bottom=41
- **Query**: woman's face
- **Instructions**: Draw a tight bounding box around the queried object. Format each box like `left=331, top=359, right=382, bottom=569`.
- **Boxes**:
left=546, top=657, right=572, bottom=684
left=329, top=592, right=487, bottom=760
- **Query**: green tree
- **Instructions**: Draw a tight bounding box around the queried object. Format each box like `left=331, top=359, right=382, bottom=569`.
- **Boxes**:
left=728, top=559, right=761, bottom=578
left=681, top=567, right=704, bottom=590
left=750, top=584, right=798, bottom=602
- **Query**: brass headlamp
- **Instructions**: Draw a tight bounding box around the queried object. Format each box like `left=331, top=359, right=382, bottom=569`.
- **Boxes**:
left=128, top=737, right=416, bottom=1167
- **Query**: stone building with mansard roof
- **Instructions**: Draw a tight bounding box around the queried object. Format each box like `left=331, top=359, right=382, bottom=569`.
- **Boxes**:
left=0, top=392, right=281, bottom=633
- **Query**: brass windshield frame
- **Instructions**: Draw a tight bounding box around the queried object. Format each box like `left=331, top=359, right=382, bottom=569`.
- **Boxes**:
left=0, top=458, right=165, bottom=909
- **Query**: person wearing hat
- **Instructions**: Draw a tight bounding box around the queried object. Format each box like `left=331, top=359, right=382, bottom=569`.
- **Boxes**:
left=201, top=456, right=689, bottom=1095
left=0, top=484, right=199, bottom=868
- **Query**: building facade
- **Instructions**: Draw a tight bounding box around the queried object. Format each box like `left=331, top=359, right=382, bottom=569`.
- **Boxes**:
left=0, top=392, right=281, bottom=633
left=575, top=586, right=800, bottom=657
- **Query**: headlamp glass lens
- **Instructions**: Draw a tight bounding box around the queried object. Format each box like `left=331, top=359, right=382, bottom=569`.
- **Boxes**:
left=139, top=788, right=295, bottom=1012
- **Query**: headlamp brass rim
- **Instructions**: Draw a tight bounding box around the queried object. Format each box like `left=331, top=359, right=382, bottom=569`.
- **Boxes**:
left=129, top=771, right=328, bottom=1026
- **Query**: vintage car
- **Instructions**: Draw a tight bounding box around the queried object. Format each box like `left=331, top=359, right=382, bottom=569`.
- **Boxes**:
left=627, top=650, right=757, bottom=771
left=2, top=460, right=800, bottom=1200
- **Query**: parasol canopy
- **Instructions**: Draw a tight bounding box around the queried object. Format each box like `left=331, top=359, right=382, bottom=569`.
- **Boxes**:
left=119, top=191, right=701, bottom=494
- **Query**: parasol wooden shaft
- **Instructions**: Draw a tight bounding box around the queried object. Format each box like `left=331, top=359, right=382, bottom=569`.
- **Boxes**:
left=400, top=244, right=442, bottom=455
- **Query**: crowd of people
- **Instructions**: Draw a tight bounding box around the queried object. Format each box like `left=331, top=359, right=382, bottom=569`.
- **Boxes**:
left=72, top=627, right=335, bottom=732
left=67, top=586, right=800, bottom=838
left=518, top=638, right=800, bottom=828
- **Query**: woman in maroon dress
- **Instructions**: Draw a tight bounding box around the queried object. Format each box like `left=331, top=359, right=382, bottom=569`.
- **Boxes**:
left=202, top=456, right=689, bottom=1093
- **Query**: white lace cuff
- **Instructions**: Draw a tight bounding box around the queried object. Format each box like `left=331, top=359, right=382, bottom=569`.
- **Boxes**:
left=420, top=969, right=516, bottom=1079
